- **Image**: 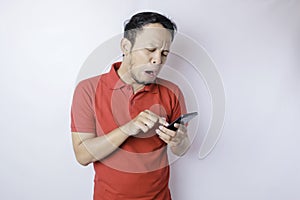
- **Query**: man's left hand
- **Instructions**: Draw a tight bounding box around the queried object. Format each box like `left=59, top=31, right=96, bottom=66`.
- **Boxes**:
left=156, top=123, right=188, bottom=147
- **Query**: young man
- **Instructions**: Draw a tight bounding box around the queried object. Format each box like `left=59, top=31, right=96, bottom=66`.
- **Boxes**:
left=71, top=12, right=190, bottom=200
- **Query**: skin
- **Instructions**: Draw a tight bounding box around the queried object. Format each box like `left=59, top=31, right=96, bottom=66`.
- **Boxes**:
left=72, top=23, right=190, bottom=166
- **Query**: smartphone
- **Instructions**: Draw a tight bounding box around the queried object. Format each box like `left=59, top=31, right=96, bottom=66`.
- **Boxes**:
left=166, top=112, right=198, bottom=131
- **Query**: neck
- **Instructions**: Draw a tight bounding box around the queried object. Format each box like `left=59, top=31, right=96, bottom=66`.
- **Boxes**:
left=117, top=61, right=144, bottom=94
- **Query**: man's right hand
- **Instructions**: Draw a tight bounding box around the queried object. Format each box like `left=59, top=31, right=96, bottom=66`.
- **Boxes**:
left=119, top=110, right=167, bottom=136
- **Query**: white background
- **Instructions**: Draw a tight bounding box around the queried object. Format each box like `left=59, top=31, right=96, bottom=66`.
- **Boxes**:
left=1, top=0, right=299, bottom=199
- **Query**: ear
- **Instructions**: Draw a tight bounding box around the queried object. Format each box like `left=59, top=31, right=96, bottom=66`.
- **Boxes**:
left=120, top=38, right=132, bottom=55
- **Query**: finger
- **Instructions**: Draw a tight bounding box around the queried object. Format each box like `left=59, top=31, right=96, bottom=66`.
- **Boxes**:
left=177, top=126, right=187, bottom=137
left=156, top=129, right=172, bottom=142
left=135, top=120, right=149, bottom=132
left=144, top=109, right=159, bottom=117
left=137, top=115, right=156, bottom=128
left=159, top=117, right=169, bottom=126
left=178, top=123, right=187, bottom=132
left=143, top=119, right=156, bottom=129
left=143, top=110, right=168, bottom=127
left=159, top=125, right=176, bottom=137
left=143, top=109, right=159, bottom=118
left=144, top=109, right=157, bottom=116
left=174, top=123, right=181, bottom=128
left=141, top=110, right=159, bottom=123
left=158, top=135, right=168, bottom=144
left=156, top=127, right=184, bottom=146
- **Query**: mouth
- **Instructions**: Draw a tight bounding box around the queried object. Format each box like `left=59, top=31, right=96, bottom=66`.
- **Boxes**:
left=144, top=70, right=158, bottom=77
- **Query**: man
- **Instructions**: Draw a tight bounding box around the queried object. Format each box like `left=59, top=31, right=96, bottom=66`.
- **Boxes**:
left=71, top=11, right=190, bottom=200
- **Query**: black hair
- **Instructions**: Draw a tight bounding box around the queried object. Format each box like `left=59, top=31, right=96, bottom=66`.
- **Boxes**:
left=124, top=12, right=177, bottom=46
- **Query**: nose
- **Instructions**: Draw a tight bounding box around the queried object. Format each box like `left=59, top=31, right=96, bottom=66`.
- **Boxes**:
left=151, top=51, right=162, bottom=65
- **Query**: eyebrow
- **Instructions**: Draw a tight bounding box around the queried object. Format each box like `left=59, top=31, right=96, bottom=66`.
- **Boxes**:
left=145, top=46, right=170, bottom=52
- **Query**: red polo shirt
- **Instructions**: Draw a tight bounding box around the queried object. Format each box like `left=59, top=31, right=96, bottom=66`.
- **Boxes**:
left=71, top=62, right=186, bottom=200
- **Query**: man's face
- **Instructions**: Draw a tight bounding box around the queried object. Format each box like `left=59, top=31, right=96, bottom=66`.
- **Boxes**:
left=127, top=23, right=172, bottom=85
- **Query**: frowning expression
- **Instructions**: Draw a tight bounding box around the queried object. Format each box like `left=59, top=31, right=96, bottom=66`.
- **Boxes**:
left=125, top=23, right=172, bottom=85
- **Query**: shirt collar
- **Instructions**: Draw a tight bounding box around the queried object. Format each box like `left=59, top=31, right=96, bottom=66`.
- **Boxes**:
left=104, top=62, right=158, bottom=94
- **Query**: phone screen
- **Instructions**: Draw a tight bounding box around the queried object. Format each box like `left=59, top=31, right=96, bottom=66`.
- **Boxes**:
left=166, top=112, right=198, bottom=131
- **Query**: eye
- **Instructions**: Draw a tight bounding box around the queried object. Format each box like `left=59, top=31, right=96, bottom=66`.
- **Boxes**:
left=146, top=48, right=156, bottom=52
left=162, top=51, right=169, bottom=57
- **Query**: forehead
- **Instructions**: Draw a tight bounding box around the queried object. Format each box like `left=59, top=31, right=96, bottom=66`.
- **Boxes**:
left=133, top=23, right=172, bottom=49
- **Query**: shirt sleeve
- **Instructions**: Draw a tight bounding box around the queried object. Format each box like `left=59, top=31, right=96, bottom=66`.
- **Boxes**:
left=70, top=80, right=96, bottom=133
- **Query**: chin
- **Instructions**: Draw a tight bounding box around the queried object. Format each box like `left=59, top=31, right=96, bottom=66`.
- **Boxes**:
left=137, top=78, right=156, bottom=85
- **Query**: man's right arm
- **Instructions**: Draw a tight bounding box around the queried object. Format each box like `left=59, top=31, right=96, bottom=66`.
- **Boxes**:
left=71, top=128, right=129, bottom=166
left=72, top=110, right=165, bottom=166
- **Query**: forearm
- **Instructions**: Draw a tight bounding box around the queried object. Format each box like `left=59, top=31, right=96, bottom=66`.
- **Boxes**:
left=171, top=135, right=190, bottom=156
left=72, top=110, right=162, bottom=166
left=73, top=128, right=129, bottom=166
